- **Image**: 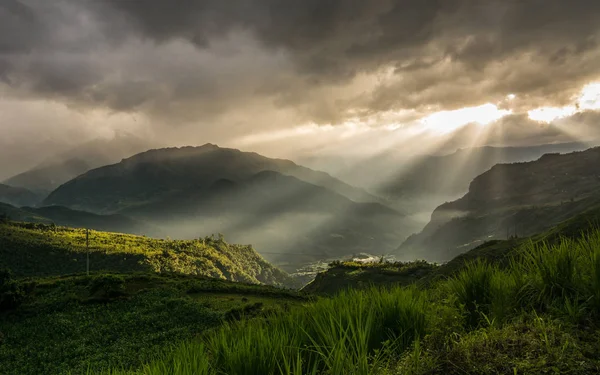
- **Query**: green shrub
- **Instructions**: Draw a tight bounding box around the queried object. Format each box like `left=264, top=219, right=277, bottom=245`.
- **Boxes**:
left=0, top=269, right=25, bottom=312
left=88, top=274, right=126, bottom=298
left=223, top=302, right=264, bottom=321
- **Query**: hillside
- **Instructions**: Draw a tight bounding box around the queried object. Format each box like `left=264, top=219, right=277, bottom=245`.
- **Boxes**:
left=92, top=226, right=600, bottom=375
left=302, top=206, right=600, bottom=296
left=0, top=202, right=158, bottom=236
left=0, top=183, right=43, bottom=207
left=3, top=201, right=600, bottom=374
left=0, top=221, right=293, bottom=287
left=0, top=272, right=307, bottom=375
left=397, top=147, right=600, bottom=262
left=301, top=259, right=437, bottom=295
left=43, top=145, right=416, bottom=269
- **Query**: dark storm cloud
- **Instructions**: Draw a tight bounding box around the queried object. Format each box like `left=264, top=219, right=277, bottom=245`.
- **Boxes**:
left=0, top=0, right=41, bottom=54
left=106, top=0, right=600, bottom=71
left=1, top=0, right=600, bottom=124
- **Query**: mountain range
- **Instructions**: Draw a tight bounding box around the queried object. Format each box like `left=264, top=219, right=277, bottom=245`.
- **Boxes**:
left=300, top=141, right=594, bottom=219
left=5, top=139, right=600, bottom=271
left=42, top=144, right=414, bottom=269
left=397, top=147, right=600, bottom=262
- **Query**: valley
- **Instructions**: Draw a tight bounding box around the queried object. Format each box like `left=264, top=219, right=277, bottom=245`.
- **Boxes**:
left=3, top=143, right=600, bottom=374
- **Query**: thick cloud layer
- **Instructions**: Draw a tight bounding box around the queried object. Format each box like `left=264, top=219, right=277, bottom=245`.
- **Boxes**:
left=1, top=0, right=600, bottom=178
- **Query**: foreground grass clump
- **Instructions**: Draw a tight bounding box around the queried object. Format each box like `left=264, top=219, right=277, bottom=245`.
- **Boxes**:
left=396, top=231, right=600, bottom=374
left=99, top=230, right=600, bottom=375
left=397, top=313, right=600, bottom=375
left=95, top=287, right=428, bottom=375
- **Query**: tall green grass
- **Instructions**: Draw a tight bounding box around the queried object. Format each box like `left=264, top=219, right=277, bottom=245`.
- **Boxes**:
left=447, top=260, right=494, bottom=327
left=447, top=231, right=600, bottom=329
left=579, top=232, right=600, bottom=313
left=95, top=287, right=427, bottom=375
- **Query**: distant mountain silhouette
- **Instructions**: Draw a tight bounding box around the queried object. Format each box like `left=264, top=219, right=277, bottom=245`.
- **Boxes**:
left=43, top=145, right=415, bottom=269
left=397, top=147, right=600, bottom=262
left=4, top=133, right=150, bottom=196
left=44, top=144, right=383, bottom=213
left=0, top=202, right=157, bottom=236
left=0, top=183, right=43, bottom=207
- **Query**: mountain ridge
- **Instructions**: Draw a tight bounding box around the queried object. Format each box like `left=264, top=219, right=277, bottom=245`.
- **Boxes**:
left=42, top=145, right=415, bottom=269
left=396, top=147, right=600, bottom=262
left=45, top=144, right=384, bottom=213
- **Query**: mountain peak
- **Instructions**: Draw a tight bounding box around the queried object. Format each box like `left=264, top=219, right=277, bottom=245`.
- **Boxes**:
left=200, top=143, right=219, bottom=148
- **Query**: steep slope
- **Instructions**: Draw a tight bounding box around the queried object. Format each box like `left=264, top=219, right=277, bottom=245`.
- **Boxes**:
left=0, top=183, right=43, bottom=207
left=0, top=221, right=293, bottom=287
left=4, top=133, right=150, bottom=195
left=397, top=147, right=600, bottom=262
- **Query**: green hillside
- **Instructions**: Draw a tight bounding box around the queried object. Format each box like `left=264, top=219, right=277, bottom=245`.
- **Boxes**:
left=0, top=273, right=308, bottom=375
left=302, top=260, right=437, bottom=295
left=2, top=208, right=600, bottom=374
left=0, top=221, right=293, bottom=287
left=93, top=226, right=600, bottom=375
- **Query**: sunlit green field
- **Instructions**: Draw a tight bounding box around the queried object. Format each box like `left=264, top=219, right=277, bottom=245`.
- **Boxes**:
left=0, top=221, right=292, bottom=286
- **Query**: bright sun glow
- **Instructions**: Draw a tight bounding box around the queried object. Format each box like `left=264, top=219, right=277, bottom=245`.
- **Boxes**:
left=421, top=103, right=512, bottom=133
left=528, top=82, right=600, bottom=123
left=527, top=106, right=578, bottom=123
left=579, top=82, right=600, bottom=110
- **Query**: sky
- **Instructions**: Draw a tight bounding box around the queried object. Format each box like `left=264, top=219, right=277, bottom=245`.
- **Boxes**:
left=2, top=0, right=600, bottom=179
